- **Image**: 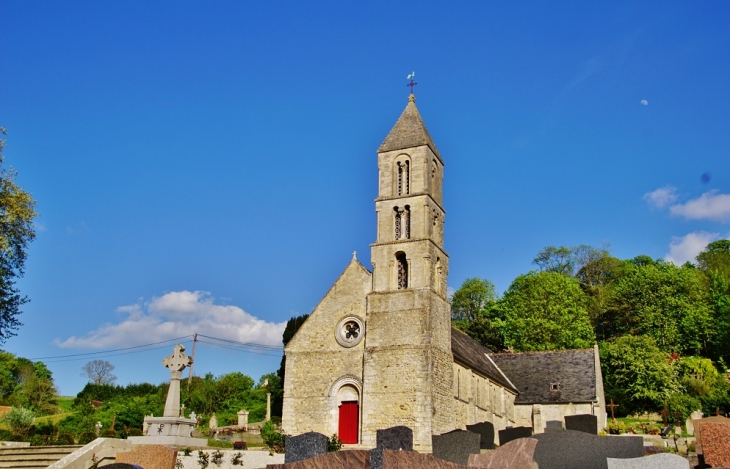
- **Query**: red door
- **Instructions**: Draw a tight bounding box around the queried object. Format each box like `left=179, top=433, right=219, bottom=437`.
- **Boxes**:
left=338, top=401, right=359, bottom=444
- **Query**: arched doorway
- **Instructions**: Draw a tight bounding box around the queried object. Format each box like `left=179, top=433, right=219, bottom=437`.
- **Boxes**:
left=336, top=384, right=359, bottom=444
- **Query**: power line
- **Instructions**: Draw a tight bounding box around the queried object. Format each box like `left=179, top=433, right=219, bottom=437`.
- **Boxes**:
left=30, top=335, right=194, bottom=360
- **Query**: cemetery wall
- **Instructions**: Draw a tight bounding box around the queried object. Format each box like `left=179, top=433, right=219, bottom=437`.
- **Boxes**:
left=513, top=403, right=597, bottom=433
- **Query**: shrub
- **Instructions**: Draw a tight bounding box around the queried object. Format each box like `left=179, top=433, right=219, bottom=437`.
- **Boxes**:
left=183, top=447, right=192, bottom=456
left=2, top=407, right=35, bottom=437
left=231, top=452, right=243, bottom=466
left=261, top=420, right=286, bottom=453
left=607, top=421, right=627, bottom=434
left=126, top=427, right=143, bottom=437
left=197, top=450, right=209, bottom=468
left=328, top=434, right=342, bottom=452
left=101, top=429, right=118, bottom=438
left=78, top=432, right=97, bottom=445
left=56, top=433, right=75, bottom=445
left=29, top=434, right=48, bottom=446
left=211, top=449, right=224, bottom=465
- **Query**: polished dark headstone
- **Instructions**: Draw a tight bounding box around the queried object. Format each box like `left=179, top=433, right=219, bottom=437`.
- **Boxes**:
left=376, top=425, right=413, bottom=450
left=284, top=431, right=329, bottom=464
left=544, top=420, right=564, bottom=432
left=498, top=426, right=532, bottom=445
left=432, top=429, right=480, bottom=466
left=532, top=429, right=643, bottom=469
left=466, top=421, right=495, bottom=449
left=564, top=414, right=598, bottom=434
left=371, top=426, right=414, bottom=469
left=102, top=465, right=143, bottom=469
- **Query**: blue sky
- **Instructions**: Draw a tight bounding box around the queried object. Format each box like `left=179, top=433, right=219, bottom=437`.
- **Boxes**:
left=1, top=1, right=729, bottom=396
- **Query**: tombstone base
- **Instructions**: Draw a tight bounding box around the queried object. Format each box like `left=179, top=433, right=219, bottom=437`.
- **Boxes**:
left=128, top=416, right=206, bottom=447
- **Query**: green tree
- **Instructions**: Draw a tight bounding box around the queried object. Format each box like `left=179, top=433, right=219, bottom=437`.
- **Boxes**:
left=697, top=239, right=730, bottom=278
left=274, top=314, right=309, bottom=417
left=605, top=259, right=714, bottom=355
left=600, top=335, right=680, bottom=415
left=450, top=278, right=505, bottom=351
left=450, top=278, right=497, bottom=322
left=0, top=128, right=37, bottom=344
left=2, top=406, right=34, bottom=437
left=499, top=271, right=595, bottom=351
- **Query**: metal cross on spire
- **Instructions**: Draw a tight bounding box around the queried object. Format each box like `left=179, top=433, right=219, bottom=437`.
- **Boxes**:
left=406, top=71, right=417, bottom=95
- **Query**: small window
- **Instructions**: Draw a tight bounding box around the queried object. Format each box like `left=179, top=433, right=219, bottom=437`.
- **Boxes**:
left=396, top=252, right=408, bottom=289
left=550, top=383, right=560, bottom=391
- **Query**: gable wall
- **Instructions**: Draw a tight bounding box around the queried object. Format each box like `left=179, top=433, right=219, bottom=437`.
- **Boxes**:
left=282, top=262, right=372, bottom=437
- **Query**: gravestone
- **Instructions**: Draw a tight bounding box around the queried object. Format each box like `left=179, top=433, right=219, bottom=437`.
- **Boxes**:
left=700, top=422, right=730, bottom=468
left=383, top=449, right=470, bottom=469
left=267, top=449, right=370, bottom=469
left=565, top=414, right=598, bottom=434
left=532, top=429, right=643, bottom=469
left=606, top=453, right=690, bottom=469
left=432, top=429, right=481, bottom=466
left=544, top=420, right=563, bottom=432
left=498, top=426, right=532, bottom=445
left=468, top=437, right=538, bottom=469
left=371, top=426, right=414, bottom=469
left=116, top=444, right=177, bottom=469
left=284, top=431, right=329, bottom=464
left=376, top=425, right=413, bottom=450
left=373, top=426, right=413, bottom=469
left=101, top=465, right=143, bottom=469
left=466, top=421, right=495, bottom=449
left=694, top=415, right=730, bottom=449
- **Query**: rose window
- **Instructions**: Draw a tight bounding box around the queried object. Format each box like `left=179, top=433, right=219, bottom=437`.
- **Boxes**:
left=335, top=316, right=364, bottom=347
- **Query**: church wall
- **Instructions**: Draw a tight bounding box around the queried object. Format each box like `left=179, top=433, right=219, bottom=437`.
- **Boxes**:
left=282, top=261, right=372, bottom=437
left=451, top=360, right=517, bottom=445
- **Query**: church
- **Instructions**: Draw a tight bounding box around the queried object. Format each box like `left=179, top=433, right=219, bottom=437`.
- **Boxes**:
left=281, top=94, right=605, bottom=450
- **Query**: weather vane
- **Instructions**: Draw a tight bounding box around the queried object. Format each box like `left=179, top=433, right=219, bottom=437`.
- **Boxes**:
left=406, top=71, right=417, bottom=95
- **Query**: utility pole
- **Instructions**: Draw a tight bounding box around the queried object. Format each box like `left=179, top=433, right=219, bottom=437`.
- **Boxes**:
left=187, top=333, right=198, bottom=390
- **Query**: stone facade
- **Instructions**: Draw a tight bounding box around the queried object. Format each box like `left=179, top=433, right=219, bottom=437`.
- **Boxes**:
left=282, top=95, right=541, bottom=451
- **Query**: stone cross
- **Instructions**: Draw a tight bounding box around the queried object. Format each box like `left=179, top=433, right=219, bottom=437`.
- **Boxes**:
left=162, top=344, right=193, bottom=417
left=95, top=421, right=103, bottom=437
left=606, top=399, right=619, bottom=422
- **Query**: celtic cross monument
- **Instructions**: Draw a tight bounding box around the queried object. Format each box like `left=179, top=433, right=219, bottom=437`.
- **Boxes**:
left=128, top=344, right=206, bottom=446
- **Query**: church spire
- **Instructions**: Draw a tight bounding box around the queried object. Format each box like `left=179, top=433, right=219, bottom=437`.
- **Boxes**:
left=378, top=95, right=441, bottom=160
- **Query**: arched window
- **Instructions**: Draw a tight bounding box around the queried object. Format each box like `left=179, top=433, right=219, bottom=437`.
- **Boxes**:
left=396, top=252, right=408, bottom=289
left=404, top=205, right=410, bottom=239
left=396, top=160, right=410, bottom=196
left=394, top=207, right=401, bottom=239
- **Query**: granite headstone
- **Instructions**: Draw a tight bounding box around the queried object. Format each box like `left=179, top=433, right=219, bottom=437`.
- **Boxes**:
left=267, top=449, right=369, bottom=469
left=284, top=431, right=329, bottom=464
left=532, top=429, right=643, bottom=469
left=606, top=453, right=690, bottom=469
left=700, top=422, right=730, bottom=469
left=432, top=430, right=481, bottom=466
left=115, top=444, right=177, bottom=469
left=564, top=414, right=598, bottom=434
left=466, top=421, right=495, bottom=449
left=371, top=426, right=414, bottom=469
left=101, top=465, right=144, bottom=469
left=467, top=437, right=538, bottom=469
left=498, top=426, right=532, bottom=445
left=383, top=449, right=471, bottom=469
left=544, top=420, right=563, bottom=432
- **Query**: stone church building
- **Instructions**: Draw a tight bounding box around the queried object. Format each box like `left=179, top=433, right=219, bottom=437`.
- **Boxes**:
left=281, top=95, right=604, bottom=450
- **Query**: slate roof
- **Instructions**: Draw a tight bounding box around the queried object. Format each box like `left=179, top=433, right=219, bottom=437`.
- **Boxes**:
left=489, top=349, right=598, bottom=404
left=378, top=95, right=441, bottom=160
left=451, top=328, right=517, bottom=393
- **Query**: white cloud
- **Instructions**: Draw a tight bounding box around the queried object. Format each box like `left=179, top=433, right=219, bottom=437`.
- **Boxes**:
left=640, top=99, right=648, bottom=105
left=670, top=191, right=730, bottom=223
left=55, top=290, right=286, bottom=349
left=665, top=231, right=719, bottom=265
left=644, top=186, right=678, bottom=209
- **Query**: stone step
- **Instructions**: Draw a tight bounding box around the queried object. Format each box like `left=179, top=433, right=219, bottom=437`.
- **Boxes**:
left=0, top=445, right=82, bottom=469
left=0, top=445, right=81, bottom=455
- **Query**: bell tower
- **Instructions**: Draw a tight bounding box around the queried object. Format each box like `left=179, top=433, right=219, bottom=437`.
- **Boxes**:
left=361, top=94, right=453, bottom=450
